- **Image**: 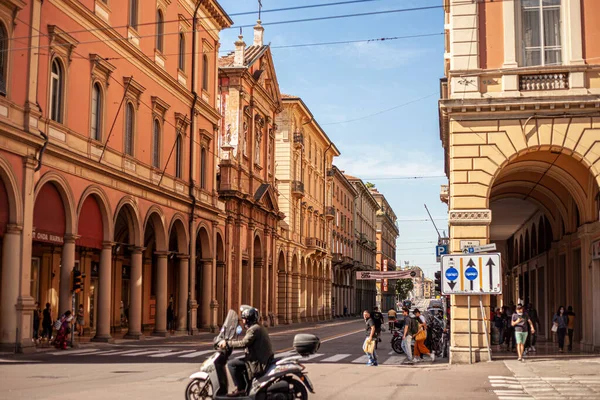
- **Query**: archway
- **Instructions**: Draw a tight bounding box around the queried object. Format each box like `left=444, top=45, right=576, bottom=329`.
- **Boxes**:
left=300, top=257, right=307, bottom=321
left=215, top=232, right=225, bottom=324
left=196, top=225, right=212, bottom=328
left=489, top=150, right=598, bottom=348
left=252, top=234, right=263, bottom=312
left=291, top=254, right=299, bottom=322
left=277, top=250, right=287, bottom=323
left=142, top=208, right=167, bottom=335
left=168, top=216, right=189, bottom=334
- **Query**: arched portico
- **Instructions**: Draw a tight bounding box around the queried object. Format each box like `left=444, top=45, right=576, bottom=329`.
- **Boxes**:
left=195, top=224, right=212, bottom=329
left=168, top=215, right=189, bottom=334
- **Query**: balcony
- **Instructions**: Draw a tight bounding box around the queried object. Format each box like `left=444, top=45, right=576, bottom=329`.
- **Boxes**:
left=306, top=237, right=327, bottom=253
left=325, top=206, right=335, bottom=220
left=293, top=132, right=304, bottom=149
left=291, top=180, right=304, bottom=198
left=343, top=256, right=354, bottom=268
left=440, top=184, right=449, bottom=204
left=519, top=73, right=569, bottom=91
left=326, top=168, right=335, bottom=178
left=332, top=253, right=343, bottom=265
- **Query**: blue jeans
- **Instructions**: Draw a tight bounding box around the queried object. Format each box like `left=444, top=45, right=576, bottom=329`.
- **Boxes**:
left=402, top=335, right=413, bottom=360
left=363, top=337, right=377, bottom=364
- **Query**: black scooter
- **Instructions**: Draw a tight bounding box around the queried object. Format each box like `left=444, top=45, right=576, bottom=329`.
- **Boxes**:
left=185, top=309, right=319, bottom=400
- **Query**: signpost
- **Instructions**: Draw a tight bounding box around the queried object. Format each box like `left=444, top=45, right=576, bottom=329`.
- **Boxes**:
left=441, top=252, right=501, bottom=364
left=356, top=270, right=415, bottom=280
left=471, top=243, right=497, bottom=253
left=436, top=244, right=449, bottom=262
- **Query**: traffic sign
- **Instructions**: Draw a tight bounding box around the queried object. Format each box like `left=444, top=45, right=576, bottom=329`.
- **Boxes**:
left=440, top=253, right=502, bottom=295
left=436, top=245, right=449, bottom=262
left=472, top=243, right=497, bottom=253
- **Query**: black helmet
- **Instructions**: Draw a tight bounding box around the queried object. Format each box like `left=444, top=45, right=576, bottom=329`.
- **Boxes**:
left=241, top=306, right=259, bottom=327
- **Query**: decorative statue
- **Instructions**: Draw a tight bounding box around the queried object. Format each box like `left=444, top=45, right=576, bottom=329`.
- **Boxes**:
left=255, top=128, right=262, bottom=165
left=242, top=121, right=248, bottom=156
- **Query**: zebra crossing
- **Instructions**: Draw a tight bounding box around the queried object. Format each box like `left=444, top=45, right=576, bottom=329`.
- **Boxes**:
left=488, top=375, right=600, bottom=399
left=45, top=347, right=428, bottom=365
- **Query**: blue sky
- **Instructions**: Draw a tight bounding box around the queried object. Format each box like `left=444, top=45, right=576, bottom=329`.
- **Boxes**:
left=217, top=0, right=449, bottom=278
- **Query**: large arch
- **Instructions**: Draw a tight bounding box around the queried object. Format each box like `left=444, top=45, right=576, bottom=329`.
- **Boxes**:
left=252, top=234, right=263, bottom=313
left=167, top=215, right=189, bottom=333
left=276, top=250, right=287, bottom=323
left=34, top=171, right=77, bottom=235
left=0, top=155, right=21, bottom=225
left=215, top=230, right=225, bottom=324
left=77, top=185, right=114, bottom=243
left=196, top=223, right=213, bottom=329
left=113, top=196, right=142, bottom=248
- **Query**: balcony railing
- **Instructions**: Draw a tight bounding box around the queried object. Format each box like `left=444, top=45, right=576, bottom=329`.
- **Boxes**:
left=291, top=180, right=304, bottom=198
left=342, top=256, right=354, bottom=267
left=307, top=237, right=327, bottom=252
left=332, top=253, right=343, bottom=264
left=293, top=132, right=304, bottom=148
left=519, top=73, right=569, bottom=91
left=325, top=206, right=335, bottom=220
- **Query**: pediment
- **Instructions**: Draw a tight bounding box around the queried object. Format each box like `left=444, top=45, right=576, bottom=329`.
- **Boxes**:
left=254, top=183, right=279, bottom=213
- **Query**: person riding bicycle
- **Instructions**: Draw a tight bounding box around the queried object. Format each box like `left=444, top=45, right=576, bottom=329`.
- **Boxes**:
left=219, top=306, right=273, bottom=397
left=387, top=308, right=397, bottom=331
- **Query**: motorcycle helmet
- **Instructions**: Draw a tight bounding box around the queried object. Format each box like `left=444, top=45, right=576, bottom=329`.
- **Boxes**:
left=240, top=305, right=259, bottom=327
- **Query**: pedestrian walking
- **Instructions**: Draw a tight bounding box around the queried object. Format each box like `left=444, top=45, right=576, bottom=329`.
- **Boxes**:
left=362, top=310, right=378, bottom=366
left=167, top=303, right=175, bottom=334
left=493, top=308, right=505, bottom=350
left=387, top=308, right=397, bottom=332
left=552, top=306, right=568, bottom=352
left=53, top=310, right=73, bottom=350
left=343, top=305, right=348, bottom=316
left=401, top=307, right=418, bottom=364
left=413, top=309, right=434, bottom=362
left=527, top=303, right=539, bottom=352
left=76, top=304, right=85, bottom=336
left=372, top=307, right=383, bottom=342
left=32, top=302, right=41, bottom=343
left=566, top=306, right=576, bottom=351
left=511, top=304, right=535, bottom=362
left=505, top=304, right=516, bottom=352
left=42, top=303, right=53, bottom=340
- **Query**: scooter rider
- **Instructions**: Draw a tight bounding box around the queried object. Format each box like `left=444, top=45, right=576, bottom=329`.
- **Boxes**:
left=218, top=306, right=274, bottom=397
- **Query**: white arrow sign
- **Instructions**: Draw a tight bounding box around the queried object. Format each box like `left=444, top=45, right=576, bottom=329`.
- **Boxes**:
left=440, top=253, right=502, bottom=295
left=472, top=243, right=497, bottom=253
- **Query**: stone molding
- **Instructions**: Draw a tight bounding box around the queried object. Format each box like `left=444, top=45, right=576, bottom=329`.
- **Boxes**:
left=449, top=209, right=492, bottom=226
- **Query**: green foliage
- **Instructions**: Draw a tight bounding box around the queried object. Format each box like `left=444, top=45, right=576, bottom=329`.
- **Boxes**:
left=365, top=182, right=376, bottom=189
left=395, top=278, right=414, bottom=300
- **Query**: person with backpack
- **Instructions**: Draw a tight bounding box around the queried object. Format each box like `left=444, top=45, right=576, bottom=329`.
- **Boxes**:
left=372, top=307, right=383, bottom=342
left=401, top=307, right=419, bottom=364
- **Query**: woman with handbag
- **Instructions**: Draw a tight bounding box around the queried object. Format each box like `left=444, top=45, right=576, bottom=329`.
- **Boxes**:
left=552, top=306, right=568, bottom=352
left=362, top=310, right=378, bottom=366
left=413, top=309, right=435, bottom=362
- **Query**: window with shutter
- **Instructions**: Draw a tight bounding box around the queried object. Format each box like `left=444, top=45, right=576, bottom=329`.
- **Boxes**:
left=156, top=10, right=164, bottom=52
left=152, top=119, right=160, bottom=168
left=125, top=103, right=134, bottom=156
left=175, top=135, right=182, bottom=178
left=50, top=59, right=64, bottom=123
left=91, top=83, right=102, bottom=141
left=202, top=55, right=209, bottom=91
left=129, top=0, right=138, bottom=30
left=0, top=24, right=6, bottom=96
left=178, top=33, right=185, bottom=71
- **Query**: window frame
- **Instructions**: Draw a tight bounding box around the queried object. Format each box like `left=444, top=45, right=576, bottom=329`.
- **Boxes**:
left=202, top=54, right=209, bottom=91
left=124, top=101, right=135, bottom=156
left=49, top=57, right=65, bottom=124
left=175, top=133, right=183, bottom=179
left=90, top=82, right=103, bottom=141
left=178, top=32, right=185, bottom=71
left=156, top=9, right=164, bottom=53
left=200, top=147, right=207, bottom=189
left=519, top=0, right=562, bottom=67
left=129, top=0, right=138, bottom=30
left=152, top=118, right=161, bottom=168
left=0, top=22, right=8, bottom=97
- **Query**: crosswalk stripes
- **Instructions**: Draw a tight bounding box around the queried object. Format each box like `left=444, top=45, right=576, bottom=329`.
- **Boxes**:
left=179, top=350, right=214, bottom=358
left=149, top=349, right=196, bottom=358
left=351, top=355, right=369, bottom=364
left=321, top=354, right=351, bottom=362
left=122, top=349, right=170, bottom=357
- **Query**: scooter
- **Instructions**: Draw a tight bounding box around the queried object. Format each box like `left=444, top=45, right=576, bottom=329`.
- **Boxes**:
left=185, top=309, right=318, bottom=400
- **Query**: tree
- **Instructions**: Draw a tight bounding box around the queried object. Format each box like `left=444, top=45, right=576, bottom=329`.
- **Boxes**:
left=395, top=278, right=414, bottom=301
left=365, top=182, right=375, bottom=189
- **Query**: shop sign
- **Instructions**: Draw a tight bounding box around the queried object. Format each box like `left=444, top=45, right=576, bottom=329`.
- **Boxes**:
left=383, top=259, right=388, bottom=271
left=383, top=278, right=388, bottom=292
left=592, top=240, right=600, bottom=260
left=32, top=229, right=64, bottom=244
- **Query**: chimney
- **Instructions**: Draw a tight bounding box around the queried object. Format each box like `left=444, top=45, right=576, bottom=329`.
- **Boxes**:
left=253, top=20, right=264, bottom=47
left=234, top=33, right=245, bottom=67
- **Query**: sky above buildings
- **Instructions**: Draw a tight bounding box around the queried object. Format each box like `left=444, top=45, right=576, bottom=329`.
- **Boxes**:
left=217, top=0, right=448, bottom=278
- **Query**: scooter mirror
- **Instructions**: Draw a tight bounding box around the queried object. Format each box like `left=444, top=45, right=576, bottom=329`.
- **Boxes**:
left=236, top=325, right=243, bottom=335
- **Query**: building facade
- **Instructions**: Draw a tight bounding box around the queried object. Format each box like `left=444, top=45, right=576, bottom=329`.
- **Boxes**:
left=217, top=22, right=283, bottom=325
left=346, top=176, right=378, bottom=313
left=0, top=0, right=233, bottom=351
left=439, top=0, right=600, bottom=362
left=274, top=96, right=339, bottom=323
left=371, top=188, right=399, bottom=311
left=331, top=166, right=358, bottom=316
left=423, top=278, right=433, bottom=299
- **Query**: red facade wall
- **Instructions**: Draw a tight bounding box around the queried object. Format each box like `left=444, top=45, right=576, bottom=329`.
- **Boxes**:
left=33, top=183, right=66, bottom=238
left=582, top=0, right=600, bottom=62
left=76, top=196, right=103, bottom=249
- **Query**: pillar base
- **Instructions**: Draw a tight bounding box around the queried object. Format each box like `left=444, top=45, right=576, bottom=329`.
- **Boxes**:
left=91, top=335, right=114, bottom=343
left=124, top=332, right=144, bottom=340
left=152, top=330, right=170, bottom=337
left=174, top=329, right=188, bottom=336
left=0, top=341, right=36, bottom=354
left=449, top=346, right=492, bottom=364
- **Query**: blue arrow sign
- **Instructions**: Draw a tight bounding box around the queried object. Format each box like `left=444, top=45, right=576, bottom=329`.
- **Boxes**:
left=445, top=267, right=459, bottom=281
left=465, top=266, right=478, bottom=281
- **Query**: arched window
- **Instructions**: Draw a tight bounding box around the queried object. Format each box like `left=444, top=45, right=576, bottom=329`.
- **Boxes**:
left=202, top=54, right=209, bottom=91
left=178, top=33, right=185, bottom=71
left=152, top=119, right=160, bottom=168
left=50, top=58, right=64, bottom=123
left=200, top=147, right=207, bottom=189
left=175, top=134, right=183, bottom=178
left=129, top=0, right=138, bottom=30
left=90, top=83, right=102, bottom=141
left=124, top=102, right=134, bottom=156
left=156, top=10, right=164, bottom=52
left=0, top=24, right=7, bottom=96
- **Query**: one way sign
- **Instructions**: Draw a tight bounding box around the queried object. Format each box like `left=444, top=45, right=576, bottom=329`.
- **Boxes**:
left=440, top=253, right=502, bottom=295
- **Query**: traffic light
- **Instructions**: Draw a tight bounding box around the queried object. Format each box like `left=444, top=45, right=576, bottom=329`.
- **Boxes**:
left=72, top=270, right=83, bottom=294
left=434, top=271, right=441, bottom=294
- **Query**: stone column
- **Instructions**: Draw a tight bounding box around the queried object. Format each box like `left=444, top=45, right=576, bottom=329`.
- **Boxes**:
left=126, top=247, right=143, bottom=339
left=292, top=272, right=300, bottom=322
left=59, top=235, right=77, bottom=316
left=0, top=225, right=22, bottom=349
left=578, top=228, right=593, bottom=351
left=201, top=260, right=212, bottom=328
left=93, top=242, right=113, bottom=342
left=153, top=252, right=168, bottom=336
left=177, top=255, right=190, bottom=334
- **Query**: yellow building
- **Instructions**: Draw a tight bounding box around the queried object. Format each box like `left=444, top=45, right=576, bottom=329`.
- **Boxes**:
left=275, top=96, right=339, bottom=323
left=440, top=0, right=600, bottom=362
left=423, top=278, right=434, bottom=299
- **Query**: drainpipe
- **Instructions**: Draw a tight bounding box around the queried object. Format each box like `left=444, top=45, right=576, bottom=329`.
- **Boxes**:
left=187, top=0, right=202, bottom=335
left=322, top=142, right=332, bottom=320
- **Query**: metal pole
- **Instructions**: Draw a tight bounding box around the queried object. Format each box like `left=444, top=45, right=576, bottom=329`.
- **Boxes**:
left=468, top=295, right=472, bottom=364
left=480, top=295, right=492, bottom=362
left=70, top=293, right=75, bottom=348
left=424, top=204, right=442, bottom=239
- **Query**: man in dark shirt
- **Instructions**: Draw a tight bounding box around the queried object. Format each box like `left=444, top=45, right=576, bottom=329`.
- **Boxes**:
left=511, top=304, right=535, bottom=362
left=363, top=310, right=378, bottom=366
left=372, top=307, right=383, bottom=342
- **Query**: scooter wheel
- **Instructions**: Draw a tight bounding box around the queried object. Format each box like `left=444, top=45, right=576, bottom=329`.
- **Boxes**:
left=391, top=339, right=404, bottom=355
left=290, top=379, right=308, bottom=399
left=186, top=379, right=213, bottom=400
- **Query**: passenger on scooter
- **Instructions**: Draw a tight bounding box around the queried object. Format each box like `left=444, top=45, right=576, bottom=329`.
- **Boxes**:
left=218, top=306, right=274, bottom=397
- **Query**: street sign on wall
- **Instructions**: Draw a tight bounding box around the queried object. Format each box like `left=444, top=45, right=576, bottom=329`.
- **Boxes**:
left=440, top=253, right=502, bottom=295
left=356, top=271, right=414, bottom=280
left=436, top=244, right=449, bottom=262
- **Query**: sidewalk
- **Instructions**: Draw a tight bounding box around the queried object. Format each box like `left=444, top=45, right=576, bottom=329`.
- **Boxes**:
left=34, top=316, right=362, bottom=351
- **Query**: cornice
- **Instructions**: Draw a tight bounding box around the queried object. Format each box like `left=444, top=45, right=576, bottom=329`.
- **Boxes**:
left=449, top=209, right=492, bottom=226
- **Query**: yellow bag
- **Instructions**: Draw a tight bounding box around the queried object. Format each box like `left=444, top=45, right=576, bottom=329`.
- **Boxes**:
left=363, top=339, right=375, bottom=354
left=415, top=329, right=427, bottom=342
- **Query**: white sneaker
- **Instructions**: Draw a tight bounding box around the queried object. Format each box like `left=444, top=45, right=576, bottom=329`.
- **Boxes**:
left=430, top=353, right=435, bottom=362
left=413, top=357, right=422, bottom=363
left=531, top=346, right=536, bottom=352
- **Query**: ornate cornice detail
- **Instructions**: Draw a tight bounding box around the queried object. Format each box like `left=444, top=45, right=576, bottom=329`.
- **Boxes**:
left=449, top=209, right=492, bottom=226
